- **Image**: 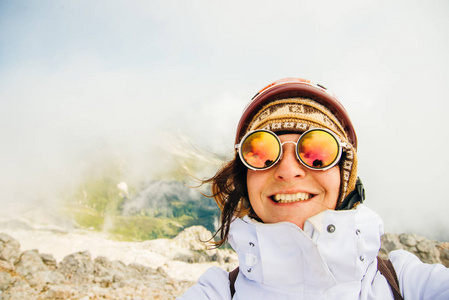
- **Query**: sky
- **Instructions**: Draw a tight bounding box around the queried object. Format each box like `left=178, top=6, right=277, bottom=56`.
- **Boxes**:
left=1, top=0, right=448, bottom=240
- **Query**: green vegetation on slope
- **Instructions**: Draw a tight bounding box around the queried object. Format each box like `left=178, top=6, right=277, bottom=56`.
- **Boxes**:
left=62, top=158, right=219, bottom=241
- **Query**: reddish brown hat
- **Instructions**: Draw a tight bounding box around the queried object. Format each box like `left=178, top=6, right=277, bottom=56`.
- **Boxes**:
left=235, top=78, right=357, bottom=149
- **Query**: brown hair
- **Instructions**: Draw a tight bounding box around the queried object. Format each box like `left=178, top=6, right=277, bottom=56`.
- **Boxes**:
left=203, top=155, right=251, bottom=248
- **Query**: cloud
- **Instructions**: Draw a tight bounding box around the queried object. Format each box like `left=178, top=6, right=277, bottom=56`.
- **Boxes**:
left=0, top=0, right=448, bottom=240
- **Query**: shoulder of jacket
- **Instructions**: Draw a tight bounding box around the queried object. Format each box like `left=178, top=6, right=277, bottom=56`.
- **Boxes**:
left=388, top=249, right=422, bottom=270
left=198, top=266, right=230, bottom=283
left=388, top=249, right=424, bottom=282
left=177, top=267, right=231, bottom=300
left=388, top=249, right=449, bottom=299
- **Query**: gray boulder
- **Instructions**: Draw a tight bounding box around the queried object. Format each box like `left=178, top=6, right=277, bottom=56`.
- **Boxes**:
left=380, top=232, right=449, bottom=267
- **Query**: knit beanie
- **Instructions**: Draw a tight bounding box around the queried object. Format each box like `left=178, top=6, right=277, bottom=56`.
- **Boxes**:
left=235, top=78, right=359, bottom=208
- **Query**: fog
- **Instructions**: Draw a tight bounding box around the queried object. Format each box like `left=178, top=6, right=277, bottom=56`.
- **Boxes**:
left=1, top=0, right=448, bottom=240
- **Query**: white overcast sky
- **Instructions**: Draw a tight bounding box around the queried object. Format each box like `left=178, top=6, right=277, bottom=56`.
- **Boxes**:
left=1, top=0, right=448, bottom=240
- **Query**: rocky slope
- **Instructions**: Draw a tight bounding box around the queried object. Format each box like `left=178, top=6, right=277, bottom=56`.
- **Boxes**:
left=0, top=226, right=238, bottom=300
left=380, top=232, right=449, bottom=266
left=0, top=227, right=448, bottom=300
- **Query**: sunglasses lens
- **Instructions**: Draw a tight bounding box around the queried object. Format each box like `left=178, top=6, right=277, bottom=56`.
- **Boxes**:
left=297, top=130, right=340, bottom=169
left=241, top=131, right=280, bottom=169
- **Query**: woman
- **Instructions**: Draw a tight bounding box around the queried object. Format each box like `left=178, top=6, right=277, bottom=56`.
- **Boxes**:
left=178, top=78, right=449, bottom=299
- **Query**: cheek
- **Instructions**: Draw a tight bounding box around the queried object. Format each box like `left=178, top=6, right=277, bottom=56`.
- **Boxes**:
left=328, top=167, right=341, bottom=188
left=246, top=170, right=259, bottom=198
left=320, top=166, right=341, bottom=203
left=246, top=170, right=267, bottom=202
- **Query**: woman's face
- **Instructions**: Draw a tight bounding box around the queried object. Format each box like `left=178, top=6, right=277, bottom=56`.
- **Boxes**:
left=246, top=133, right=340, bottom=229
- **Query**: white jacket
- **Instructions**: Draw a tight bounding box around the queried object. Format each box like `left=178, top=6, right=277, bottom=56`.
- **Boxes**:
left=178, top=205, right=449, bottom=299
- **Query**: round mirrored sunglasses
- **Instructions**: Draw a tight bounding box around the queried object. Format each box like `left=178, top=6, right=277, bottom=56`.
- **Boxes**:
left=235, top=128, right=346, bottom=171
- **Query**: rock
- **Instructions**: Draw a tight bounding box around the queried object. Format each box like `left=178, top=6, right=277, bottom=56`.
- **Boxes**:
left=58, top=251, right=94, bottom=284
left=0, top=271, right=14, bottom=291
left=0, top=232, right=200, bottom=298
left=0, top=259, right=14, bottom=272
left=438, top=242, right=449, bottom=267
left=15, top=250, right=48, bottom=277
left=0, top=233, right=21, bottom=264
left=416, top=240, right=441, bottom=264
left=40, top=253, right=57, bottom=269
left=14, top=249, right=64, bottom=288
left=173, top=226, right=213, bottom=251
left=399, top=233, right=418, bottom=247
left=381, top=233, right=448, bottom=266
left=15, top=250, right=64, bottom=287
left=43, top=284, right=73, bottom=299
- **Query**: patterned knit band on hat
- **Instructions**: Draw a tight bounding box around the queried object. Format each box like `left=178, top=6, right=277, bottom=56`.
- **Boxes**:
left=241, top=96, right=358, bottom=208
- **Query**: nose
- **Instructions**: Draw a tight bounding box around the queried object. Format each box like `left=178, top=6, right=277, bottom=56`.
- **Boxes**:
left=274, top=143, right=306, bottom=181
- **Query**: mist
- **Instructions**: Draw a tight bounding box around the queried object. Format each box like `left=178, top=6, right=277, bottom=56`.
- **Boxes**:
left=1, top=0, right=449, bottom=240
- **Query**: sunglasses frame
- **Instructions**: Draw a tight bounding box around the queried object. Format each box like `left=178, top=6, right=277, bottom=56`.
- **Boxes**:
left=235, top=128, right=347, bottom=171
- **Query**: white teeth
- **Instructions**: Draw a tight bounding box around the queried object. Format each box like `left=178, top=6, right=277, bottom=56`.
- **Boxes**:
left=272, top=193, right=312, bottom=203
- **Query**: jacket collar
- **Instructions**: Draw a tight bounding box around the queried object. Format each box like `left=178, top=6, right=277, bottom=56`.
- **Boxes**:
left=228, top=205, right=384, bottom=293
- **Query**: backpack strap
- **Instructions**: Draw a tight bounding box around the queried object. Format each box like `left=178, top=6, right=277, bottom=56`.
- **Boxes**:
left=377, top=256, right=404, bottom=300
left=229, top=267, right=239, bottom=298
left=229, top=258, right=403, bottom=300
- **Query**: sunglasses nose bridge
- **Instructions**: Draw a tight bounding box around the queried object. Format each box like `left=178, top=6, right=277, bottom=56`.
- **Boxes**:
left=278, top=140, right=299, bottom=162
left=280, top=140, right=298, bottom=147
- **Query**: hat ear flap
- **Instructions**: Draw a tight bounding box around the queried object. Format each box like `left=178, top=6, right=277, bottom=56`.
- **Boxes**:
left=336, top=177, right=365, bottom=210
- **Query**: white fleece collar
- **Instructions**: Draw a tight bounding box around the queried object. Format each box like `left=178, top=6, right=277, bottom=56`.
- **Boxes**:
left=228, top=205, right=384, bottom=294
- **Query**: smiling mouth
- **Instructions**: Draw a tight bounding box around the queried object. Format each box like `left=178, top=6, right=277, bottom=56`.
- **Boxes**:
left=270, top=193, right=314, bottom=204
